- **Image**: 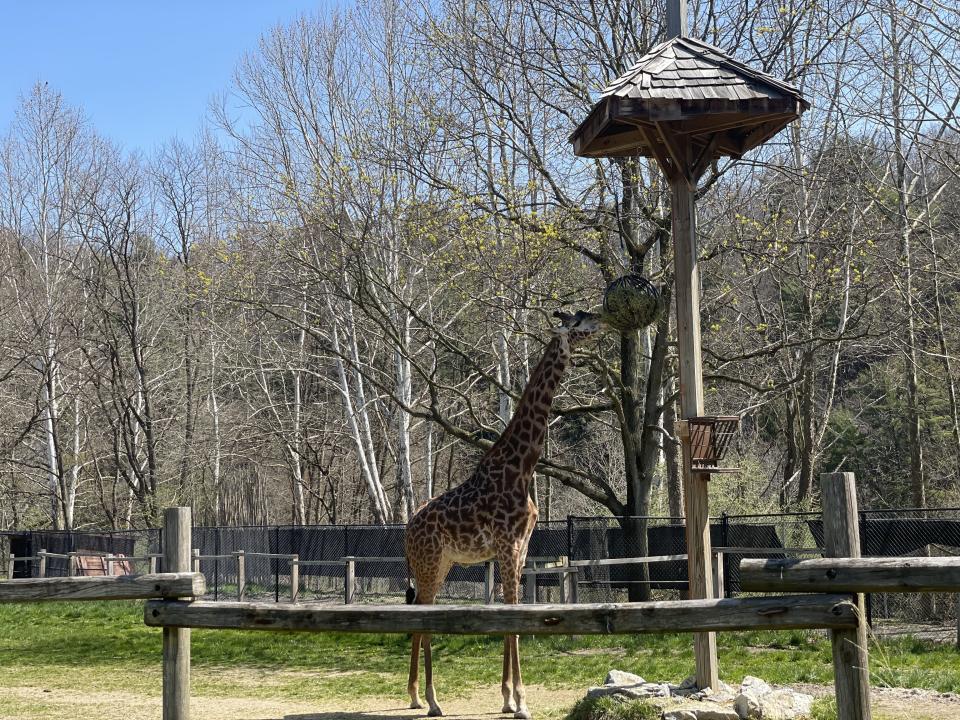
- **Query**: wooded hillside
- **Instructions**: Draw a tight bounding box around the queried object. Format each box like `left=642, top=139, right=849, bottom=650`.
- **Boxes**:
left=1, top=0, right=958, bottom=530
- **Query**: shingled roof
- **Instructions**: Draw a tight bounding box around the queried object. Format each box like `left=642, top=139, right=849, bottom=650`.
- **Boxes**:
left=570, top=36, right=809, bottom=164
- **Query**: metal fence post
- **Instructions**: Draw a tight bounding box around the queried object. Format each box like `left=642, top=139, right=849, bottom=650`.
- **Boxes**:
left=484, top=561, right=495, bottom=604
left=275, top=527, right=280, bottom=603
left=213, top=526, right=220, bottom=601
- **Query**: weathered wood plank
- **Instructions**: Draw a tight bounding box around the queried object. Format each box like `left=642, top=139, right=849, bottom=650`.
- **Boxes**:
left=0, top=572, right=205, bottom=602
left=144, top=594, right=858, bottom=635
left=741, top=557, right=960, bottom=593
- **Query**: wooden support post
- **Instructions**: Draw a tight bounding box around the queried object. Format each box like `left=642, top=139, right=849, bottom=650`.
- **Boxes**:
left=559, top=559, right=575, bottom=605
left=484, top=561, right=495, bottom=604
left=235, top=551, right=246, bottom=602
left=7, top=554, right=14, bottom=580
left=713, top=552, right=725, bottom=599
left=106, top=555, right=115, bottom=576
left=191, top=549, right=200, bottom=574
left=162, top=507, right=192, bottom=720
left=822, top=473, right=871, bottom=720
left=67, top=552, right=77, bottom=577
left=677, top=420, right=718, bottom=689
left=290, top=556, right=299, bottom=604
left=344, top=558, right=355, bottom=604
left=149, top=554, right=158, bottom=574
left=524, top=563, right=536, bottom=604
left=39, top=550, right=47, bottom=579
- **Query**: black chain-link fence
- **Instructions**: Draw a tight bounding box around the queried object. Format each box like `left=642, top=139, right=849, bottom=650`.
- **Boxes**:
left=6, top=509, right=960, bottom=636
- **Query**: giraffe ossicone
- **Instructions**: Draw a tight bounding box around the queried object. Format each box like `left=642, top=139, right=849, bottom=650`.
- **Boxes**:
left=405, top=309, right=607, bottom=718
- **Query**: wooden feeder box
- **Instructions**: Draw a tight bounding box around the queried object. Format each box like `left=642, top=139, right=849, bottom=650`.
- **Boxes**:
left=688, top=416, right=740, bottom=473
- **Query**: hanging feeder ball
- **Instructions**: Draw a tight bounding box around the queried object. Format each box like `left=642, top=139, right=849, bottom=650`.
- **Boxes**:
left=602, top=274, right=663, bottom=331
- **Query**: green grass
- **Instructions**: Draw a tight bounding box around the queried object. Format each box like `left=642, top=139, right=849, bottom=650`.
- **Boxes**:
left=565, top=696, right=660, bottom=720
left=2, top=601, right=960, bottom=705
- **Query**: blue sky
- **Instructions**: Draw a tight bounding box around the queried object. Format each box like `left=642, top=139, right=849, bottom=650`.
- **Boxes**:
left=0, top=1, right=324, bottom=152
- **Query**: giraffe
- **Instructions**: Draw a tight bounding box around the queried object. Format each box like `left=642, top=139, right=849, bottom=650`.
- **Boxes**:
left=404, top=310, right=607, bottom=719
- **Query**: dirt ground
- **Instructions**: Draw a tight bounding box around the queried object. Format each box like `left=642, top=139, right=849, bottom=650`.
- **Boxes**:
left=2, top=671, right=959, bottom=720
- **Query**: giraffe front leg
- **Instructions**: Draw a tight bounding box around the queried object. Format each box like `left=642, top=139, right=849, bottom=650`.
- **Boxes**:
left=423, top=634, right=443, bottom=716
left=501, top=635, right=516, bottom=713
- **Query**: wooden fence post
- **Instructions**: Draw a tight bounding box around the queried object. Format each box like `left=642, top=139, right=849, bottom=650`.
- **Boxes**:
left=713, top=552, right=725, bottom=599
left=290, top=556, right=299, bottom=604
left=191, top=549, right=200, bottom=574
left=163, top=507, right=192, bottom=720
left=235, top=551, right=246, bottom=602
left=67, top=552, right=77, bottom=577
left=484, top=561, right=495, bottom=604
left=7, top=553, right=14, bottom=580
left=149, top=554, right=158, bottom=574
left=677, top=419, right=719, bottom=690
left=524, top=565, right=536, bottom=604
left=822, top=473, right=871, bottom=720
left=344, top=558, right=355, bottom=604
left=39, top=550, right=47, bottom=579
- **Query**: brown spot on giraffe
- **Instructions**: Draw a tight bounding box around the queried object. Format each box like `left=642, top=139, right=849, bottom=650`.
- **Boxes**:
left=404, top=310, right=607, bottom=718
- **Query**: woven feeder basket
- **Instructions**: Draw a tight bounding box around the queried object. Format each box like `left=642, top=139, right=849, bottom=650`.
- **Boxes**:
left=602, top=274, right=663, bottom=331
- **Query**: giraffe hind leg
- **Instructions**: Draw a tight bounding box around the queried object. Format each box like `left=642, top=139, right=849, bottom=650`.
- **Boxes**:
left=412, top=563, right=449, bottom=717
left=408, top=632, right=424, bottom=709
left=497, top=548, right=530, bottom=719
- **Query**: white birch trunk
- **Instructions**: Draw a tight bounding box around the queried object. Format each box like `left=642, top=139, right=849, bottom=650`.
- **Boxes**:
left=394, top=309, right=415, bottom=522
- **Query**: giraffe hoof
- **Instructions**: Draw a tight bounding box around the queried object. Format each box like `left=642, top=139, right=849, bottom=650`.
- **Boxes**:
left=514, top=709, right=531, bottom=720
left=427, top=708, right=444, bottom=717
left=501, top=704, right=517, bottom=714
left=410, top=702, right=424, bottom=710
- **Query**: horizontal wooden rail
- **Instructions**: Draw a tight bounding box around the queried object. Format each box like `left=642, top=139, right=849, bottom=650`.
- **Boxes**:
left=0, top=572, right=206, bottom=602
left=521, top=566, right=577, bottom=577
left=569, top=554, right=688, bottom=567
left=714, top=547, right=822, bottom=555
left=740, top=557, right=960, bottom=593
left=145, top=593, right=858, bottom=635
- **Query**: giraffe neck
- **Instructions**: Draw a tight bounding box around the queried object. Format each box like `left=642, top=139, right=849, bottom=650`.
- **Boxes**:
left=488, top=335, right=570, bottom=480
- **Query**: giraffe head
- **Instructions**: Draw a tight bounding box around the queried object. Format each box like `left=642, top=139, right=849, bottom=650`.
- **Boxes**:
left=552, top=310, right=607, bottom=346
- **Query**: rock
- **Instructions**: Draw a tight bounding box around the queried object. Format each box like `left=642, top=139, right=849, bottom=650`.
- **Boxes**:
left=605, top=670, right=646, bottom=686
left=762, top=689, right=813, bottom=720
left=586, top=683, right=659, bottom=701
left=739, top=676, right=772, bottom=696
left=734, top=691, right=763, bottom=719
left=663, top=711, right=698, bottom=720
left=664, top=703, right=739, bottom=720
left=734, top=685, right=813, bottom=719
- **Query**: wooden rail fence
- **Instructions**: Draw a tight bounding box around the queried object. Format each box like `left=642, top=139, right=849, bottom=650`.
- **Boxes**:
left=8, top=472, right=960, bottom=720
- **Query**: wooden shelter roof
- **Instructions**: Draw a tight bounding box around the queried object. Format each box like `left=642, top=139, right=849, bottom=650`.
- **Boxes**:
left=570, top=36, right=809, bottom=169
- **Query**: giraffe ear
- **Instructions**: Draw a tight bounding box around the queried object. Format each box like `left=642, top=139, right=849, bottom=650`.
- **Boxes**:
left=551, top=310, right=573, bottom=335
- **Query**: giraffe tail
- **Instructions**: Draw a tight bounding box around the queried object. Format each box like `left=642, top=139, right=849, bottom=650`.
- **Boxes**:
left=405, top=557, right=416, bottom=604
